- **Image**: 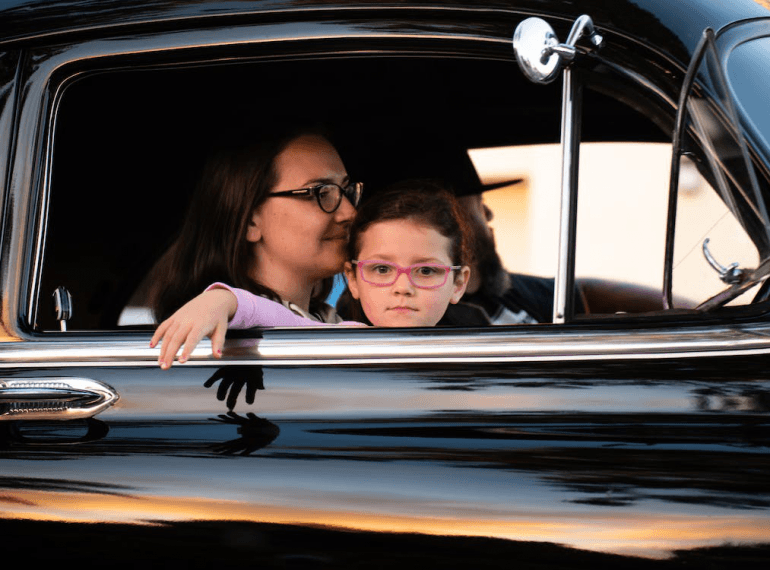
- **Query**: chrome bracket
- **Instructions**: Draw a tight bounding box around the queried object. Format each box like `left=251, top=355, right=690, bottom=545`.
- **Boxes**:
left=52, top=286, right=73, bottom=331
left=702, top=238, right=745, bottom=285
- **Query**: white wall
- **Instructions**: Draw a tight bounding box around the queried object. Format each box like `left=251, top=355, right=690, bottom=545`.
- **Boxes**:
left=469, top=143, right=758, bottom=306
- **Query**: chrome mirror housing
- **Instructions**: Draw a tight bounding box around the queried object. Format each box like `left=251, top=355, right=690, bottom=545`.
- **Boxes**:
left=512, top=17, right=562, bottom=84
left=513, top=15, right=603, bottom=85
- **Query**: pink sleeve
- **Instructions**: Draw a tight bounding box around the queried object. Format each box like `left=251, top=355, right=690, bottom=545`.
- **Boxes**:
left=206, top=283, right=364, bottom=328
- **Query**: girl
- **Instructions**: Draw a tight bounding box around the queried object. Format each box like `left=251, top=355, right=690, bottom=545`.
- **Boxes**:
left=152, top=181, right=471, bottom=367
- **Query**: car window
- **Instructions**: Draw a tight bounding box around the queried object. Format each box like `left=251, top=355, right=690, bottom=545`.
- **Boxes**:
left=673, top=156, right=760, bottom=306
left=668, top=31, right=770, bottom=309
left=39, top=57, right=566, bottom=331
left=472, top=141, right=671, bottom=302
left=34, top=39, right=768, bottom=331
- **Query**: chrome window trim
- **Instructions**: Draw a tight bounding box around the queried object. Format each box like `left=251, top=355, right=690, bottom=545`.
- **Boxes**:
left=1, top=322, right=770, bottom=368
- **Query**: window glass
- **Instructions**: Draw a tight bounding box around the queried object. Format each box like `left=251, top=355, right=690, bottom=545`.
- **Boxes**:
left=727, top=37, right=770, bottom=158
left=40, top=55, right=681, bottom=330
left=670, top=37, right=767, bottom=308
left=673, top=156, right=759, bottom=306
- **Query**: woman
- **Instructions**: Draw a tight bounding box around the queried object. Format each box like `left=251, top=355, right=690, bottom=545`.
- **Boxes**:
left=152, top=125, right=361, bottom=366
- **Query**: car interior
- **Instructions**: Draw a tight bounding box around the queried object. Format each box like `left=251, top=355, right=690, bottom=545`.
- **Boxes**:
left=37, top=53, right=764, bottom=331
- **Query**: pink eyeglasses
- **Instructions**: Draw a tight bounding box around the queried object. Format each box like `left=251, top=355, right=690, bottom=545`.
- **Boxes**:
left=352, top=260, right=461, bottom=289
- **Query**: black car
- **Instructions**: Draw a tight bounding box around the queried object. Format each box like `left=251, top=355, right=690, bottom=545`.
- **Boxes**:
left=2, top=0, right=770, bottom=566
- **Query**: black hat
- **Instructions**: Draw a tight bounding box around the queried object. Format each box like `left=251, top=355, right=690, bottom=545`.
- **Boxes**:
left=347, top=139, right=522, bottom=197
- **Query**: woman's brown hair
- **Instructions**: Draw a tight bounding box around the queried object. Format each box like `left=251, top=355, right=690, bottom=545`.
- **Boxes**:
left=153, top=125, right=333, bottom=321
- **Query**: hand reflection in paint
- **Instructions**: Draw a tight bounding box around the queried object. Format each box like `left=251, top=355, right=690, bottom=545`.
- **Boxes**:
left=210, top=411, right=280, bottom=455
left=204, top=366, right=264, bottom=411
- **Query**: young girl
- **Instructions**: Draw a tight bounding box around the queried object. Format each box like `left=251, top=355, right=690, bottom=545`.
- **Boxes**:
left=151, top=181, right=471, bottom=368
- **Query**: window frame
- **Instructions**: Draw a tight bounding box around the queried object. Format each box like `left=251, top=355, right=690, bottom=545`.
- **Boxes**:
left=2, top=12, right=770, bottom=371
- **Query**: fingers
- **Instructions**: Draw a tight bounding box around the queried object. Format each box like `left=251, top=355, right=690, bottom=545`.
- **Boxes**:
left=226, top=380, right=243, bottom=411
left=151, top=289, right=235, bottom=368
left=209, top=321, right=226, bottom=359
left=149, top=320, right=168, bottom=349
left=203, top=368, right=226, bottom=388
left=177, top=325, right=209, bottom=365
left=157, top=321, right=188, bottom=369
left=150, top=317, right=199, bottom=369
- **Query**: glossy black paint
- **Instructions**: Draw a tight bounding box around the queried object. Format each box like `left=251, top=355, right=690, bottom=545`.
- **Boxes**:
left=2, top=357, right=770, bottom=563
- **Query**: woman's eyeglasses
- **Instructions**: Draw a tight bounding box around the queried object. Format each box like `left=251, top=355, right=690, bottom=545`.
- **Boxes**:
left=268, top=182, right=363, bottom=213
left=352, top=260, right=461, bottom=289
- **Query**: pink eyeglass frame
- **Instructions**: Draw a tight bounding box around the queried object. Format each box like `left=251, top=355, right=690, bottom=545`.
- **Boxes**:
left=352, top=259, right=462, bottom=289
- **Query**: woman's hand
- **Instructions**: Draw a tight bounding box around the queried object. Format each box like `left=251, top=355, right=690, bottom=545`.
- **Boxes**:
left=150, top=288, right=237, bottom=369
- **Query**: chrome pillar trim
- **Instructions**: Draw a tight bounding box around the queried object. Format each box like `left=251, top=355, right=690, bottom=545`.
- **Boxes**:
left=0, top=376, right=119, bottom=420
left=553, top=66, right=581, bottom=324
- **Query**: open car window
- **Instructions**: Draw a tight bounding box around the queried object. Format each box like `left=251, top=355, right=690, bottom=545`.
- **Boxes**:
left=33, top=25, right=770, bottom=332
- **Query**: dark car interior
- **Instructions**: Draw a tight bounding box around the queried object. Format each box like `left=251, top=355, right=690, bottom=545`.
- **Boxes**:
left=40, top=55, right=679, bottom=330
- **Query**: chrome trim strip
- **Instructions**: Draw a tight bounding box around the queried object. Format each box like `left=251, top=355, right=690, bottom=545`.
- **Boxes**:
left=26, top=73, right=66, bottom=329
left=553, top=64, right=580, bottom=324
left=2, top=323, right=770, bottom=367
left=0, top=6, right=544, bottom=47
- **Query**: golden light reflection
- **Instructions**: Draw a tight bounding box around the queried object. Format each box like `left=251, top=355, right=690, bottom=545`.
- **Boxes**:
left=118, top=377, right=690, bottom=417
left=2, top=489, right=768, bottom=559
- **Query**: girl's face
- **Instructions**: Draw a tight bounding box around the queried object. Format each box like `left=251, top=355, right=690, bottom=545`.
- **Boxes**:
left=247, top=134, right=355, bottom=290
left=344, top=219, right=470, bottom=327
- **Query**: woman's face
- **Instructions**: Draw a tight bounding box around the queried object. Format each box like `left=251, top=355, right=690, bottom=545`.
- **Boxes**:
left=344, top=219, right=470, bottom=327
left=248, top=134, right=355, bottom=293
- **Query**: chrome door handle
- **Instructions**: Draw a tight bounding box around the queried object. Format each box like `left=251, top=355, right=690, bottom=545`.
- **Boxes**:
left=0, top=378, right=119, bottom=421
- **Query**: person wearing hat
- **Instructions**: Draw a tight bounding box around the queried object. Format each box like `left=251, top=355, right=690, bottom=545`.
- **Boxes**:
left=441, top=188, right=574, bottom=325
left=341, top=140, right=584, bottom=326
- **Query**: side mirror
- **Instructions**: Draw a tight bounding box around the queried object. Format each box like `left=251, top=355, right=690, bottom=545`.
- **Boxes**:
left=512, top=15, right=603, bottom=323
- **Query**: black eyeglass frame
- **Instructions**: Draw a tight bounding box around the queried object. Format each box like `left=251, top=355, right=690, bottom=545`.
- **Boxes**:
left=268, top=182, right=363, bottom=213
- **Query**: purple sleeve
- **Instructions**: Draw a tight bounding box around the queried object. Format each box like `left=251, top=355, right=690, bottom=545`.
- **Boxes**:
left=205, top=283, right=364, bottom=328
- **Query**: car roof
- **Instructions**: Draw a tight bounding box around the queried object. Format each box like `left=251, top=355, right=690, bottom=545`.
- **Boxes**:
left=1, top=0, right=769, bottom=61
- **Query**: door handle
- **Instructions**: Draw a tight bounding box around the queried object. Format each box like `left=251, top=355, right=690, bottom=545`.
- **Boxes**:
left=0, top=378, right=119, bottom=421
